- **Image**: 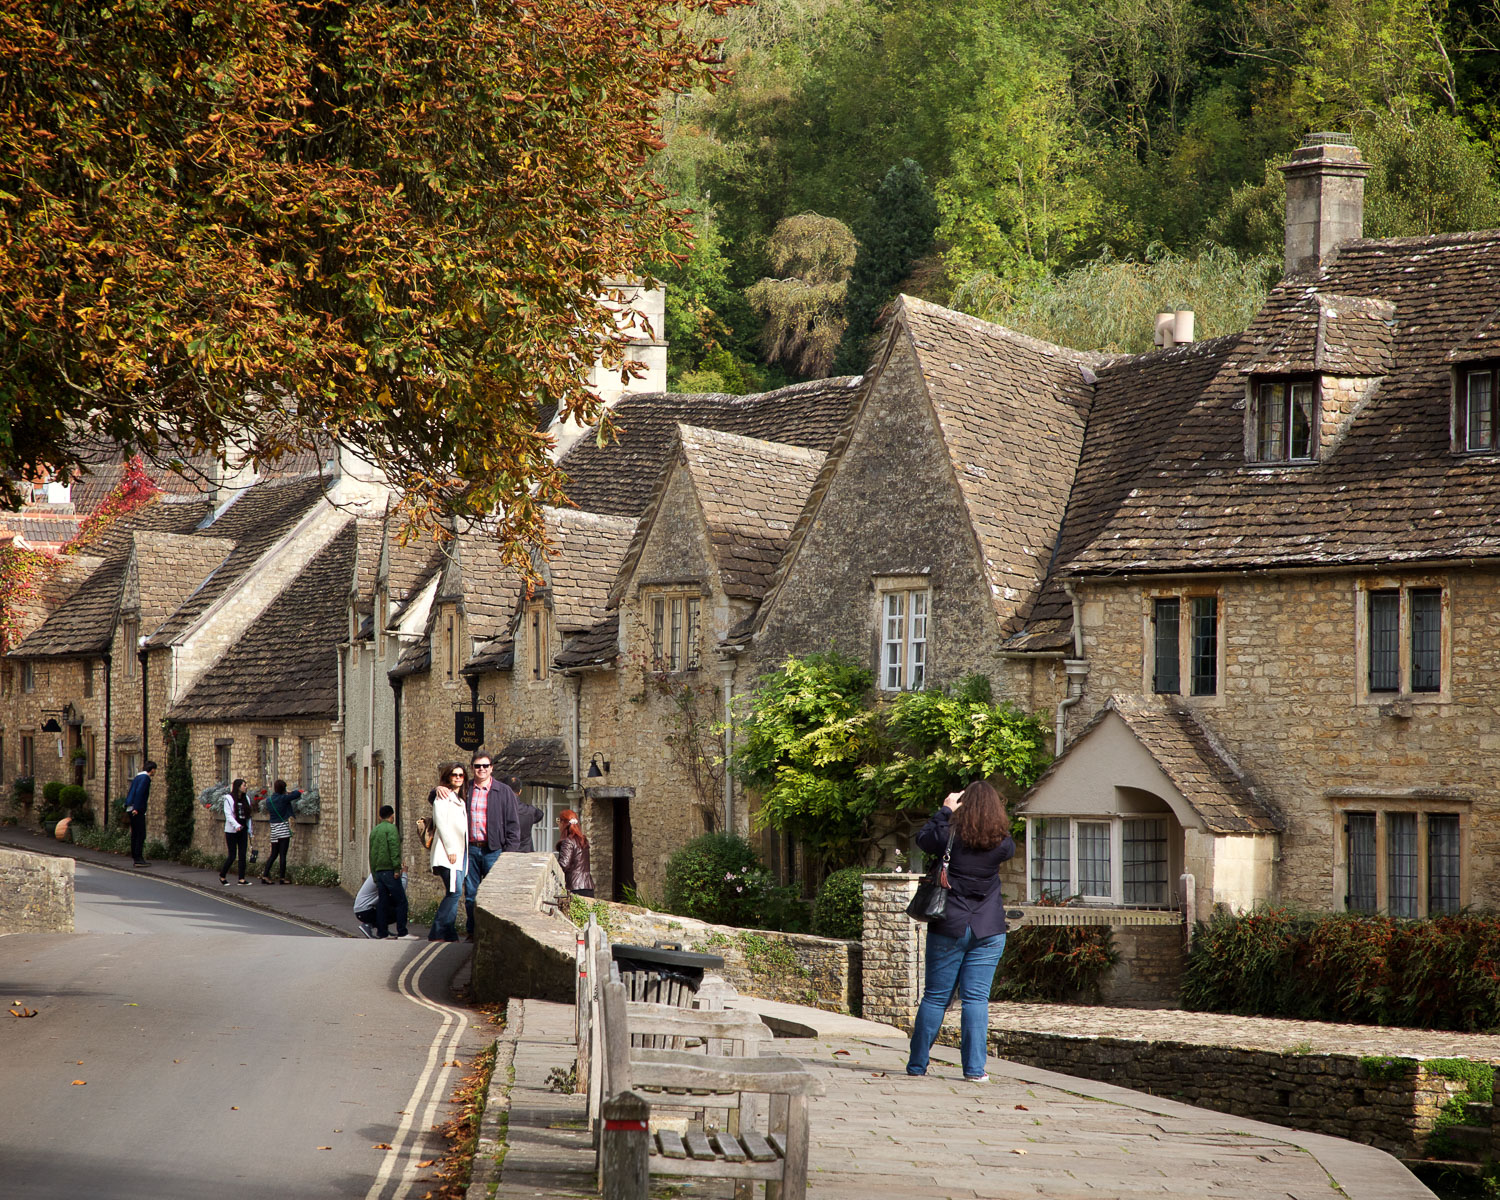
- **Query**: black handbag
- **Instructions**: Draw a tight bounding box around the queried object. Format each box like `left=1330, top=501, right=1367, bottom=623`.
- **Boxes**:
left=906, top=828, right=957, bottom=922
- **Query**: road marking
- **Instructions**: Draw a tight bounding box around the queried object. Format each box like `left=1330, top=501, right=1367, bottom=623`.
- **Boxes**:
left=365, top=942, right=472, bottom=1200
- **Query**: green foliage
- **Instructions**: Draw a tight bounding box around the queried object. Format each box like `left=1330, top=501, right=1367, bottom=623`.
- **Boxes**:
left=735, top=656, right=1051, bottom=869
left=735, top=931, right=807, bottom=980
left=290, top=863, right=340, bottom=888
left=1422, top=1059, right=1495, bottom=1159
left=1183, top=908, right=1500, bottom=1031
left=567, top=895, right=619, bottom=933
left=71, top=822, right=130, bottom=855
left=1360, top=1056, right=1418, bottom=1082
left=13, top=776, right=34, bottom=797
left=810, top=866, right=867, bottom=939
left=992, top=925, right=1121, bottom=1003
left=144, top=839, right=168, bottom=861
left=42, top=780, right=64, bottom=805
left=746, top=213, right=857, bottom=379
left=952, top=246, right=1279, bottom=355
left=661, top=833, right=804, bottom=930
left=163, top=721, right=195, bottom=856
left=59, top=784, right=89, bottom=822
left=834, top=159, right=939, bottom=373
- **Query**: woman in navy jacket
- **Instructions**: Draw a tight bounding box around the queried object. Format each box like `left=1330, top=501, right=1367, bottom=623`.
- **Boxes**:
left=906, top=779, right=1016, bottom=1082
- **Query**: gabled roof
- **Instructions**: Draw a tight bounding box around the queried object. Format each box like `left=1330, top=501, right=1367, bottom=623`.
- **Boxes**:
left=608, top=425, right=824, bottom=611
left=145, top=474, right=329, bottom=648
left=1239, top=293, right=1396, bottom=377
left=492, top=737, right=571, bottom=785
left=13, top=497, right=212, bottom=657
left=557, top=376, right=860, bottom=518
left=1006, top=336, right=1239, bottom=651
left=1027, top=695, right=1282, bottom=835
left=351, top=517, right=385, bottom=607
left=1060, top=229, right=1500, bottom=574
left=169, top=524, right=356, bottom=723
left=131, top=531, right=235, bottom=636
left=542, top=508, right=637, bottom=632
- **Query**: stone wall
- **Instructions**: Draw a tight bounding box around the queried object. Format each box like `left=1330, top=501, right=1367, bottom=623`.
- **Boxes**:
left=582, top=898, right=860, bottom=1014
left=0, top=847, right=74, bottom=932
left=973, top=1028, right=1471, bottom=1159
left=472, top=850, right=588, bottom=1005
left=862, top=874, right=923, bottom=1028
left=1075, top=567, right=1500, bottom=912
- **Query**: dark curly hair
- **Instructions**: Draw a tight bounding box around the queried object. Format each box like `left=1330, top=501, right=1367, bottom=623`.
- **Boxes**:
left=949, top=780, right=1009, bottom=850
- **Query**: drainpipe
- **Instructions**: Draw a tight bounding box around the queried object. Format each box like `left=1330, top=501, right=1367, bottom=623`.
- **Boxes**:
left=1055, top=581, right=1090, bottom=757
left=720, top=663, right=735, bottom=835
left=139, top=643, right=149, bottom=756
left=391, top=677, right=403, bottom=835
left=103, top=654, right=112, bottom=827
left=569, top=674, right=581, bottom=789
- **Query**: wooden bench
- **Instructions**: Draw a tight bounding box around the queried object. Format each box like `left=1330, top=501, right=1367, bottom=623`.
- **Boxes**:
left=577, top=916, right=823, bottom=1200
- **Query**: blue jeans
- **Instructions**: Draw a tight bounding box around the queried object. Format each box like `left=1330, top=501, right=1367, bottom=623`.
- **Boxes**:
left=464, top=845, right=502, bottom=935
left=906, top=927, right=1006, bottom=1079
left=429, top=866, right=461, bottom=942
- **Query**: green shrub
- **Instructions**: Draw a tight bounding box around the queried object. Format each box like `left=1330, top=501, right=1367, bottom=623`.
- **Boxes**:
left=1182, top=907, right=1500, bottom=1031
left=14, top=776, right=34, bottom=800
left=42, top=779, right=65, bottom=805
left=992, top=925, right=1121, bottom=1003
left=811, top=867, right=866, bottom=939
left=72, top=823, right=130, bottom=854
left=290, top=863, right=340, bottom=888
left=662, top=834, right=777, bottom=928
left=59, top=784, right=90, bottom=821
left=144, top=838, right=168, bottom=860
left=162, top=720, right=195, bottom=854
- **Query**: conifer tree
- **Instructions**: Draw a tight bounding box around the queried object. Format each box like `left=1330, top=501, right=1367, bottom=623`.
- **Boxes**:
left=163, top=722, right=195, bottom=857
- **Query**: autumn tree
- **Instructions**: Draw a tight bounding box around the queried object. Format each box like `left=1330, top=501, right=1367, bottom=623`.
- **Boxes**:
left=0, top=0, right=742, bottom=565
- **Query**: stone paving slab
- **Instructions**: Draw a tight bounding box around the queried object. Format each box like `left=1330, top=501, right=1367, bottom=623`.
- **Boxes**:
left=490, top=1000, right=1435, bottom=1200
left=987, top=1001, right=1500, bottom=1061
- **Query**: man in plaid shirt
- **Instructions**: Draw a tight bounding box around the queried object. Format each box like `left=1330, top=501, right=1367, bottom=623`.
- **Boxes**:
left=462, top=748, right=521, bottom=940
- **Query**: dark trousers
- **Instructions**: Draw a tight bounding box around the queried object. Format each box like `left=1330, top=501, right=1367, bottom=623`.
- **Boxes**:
left=374, top=869, right=407, bottom=937
left=429, top=867, right=460, bottom=942
left=129, top=810, right=147, bottom=863
left=221, top=829, right=248, bottom=880
left=263, top=837, right=290, bottom=880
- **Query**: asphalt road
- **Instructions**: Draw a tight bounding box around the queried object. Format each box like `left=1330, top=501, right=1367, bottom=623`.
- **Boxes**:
left=1, top=862, right=488, bottom=1200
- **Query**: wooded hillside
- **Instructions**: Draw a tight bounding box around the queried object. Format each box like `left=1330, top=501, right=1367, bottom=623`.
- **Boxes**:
left=654, top=0, right=1500, bottom=384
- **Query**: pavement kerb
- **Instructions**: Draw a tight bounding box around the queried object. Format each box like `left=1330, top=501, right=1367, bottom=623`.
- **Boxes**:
left=0, top=826, right=356, bottom=939
left=467, top=1002, right=520, bottom=1200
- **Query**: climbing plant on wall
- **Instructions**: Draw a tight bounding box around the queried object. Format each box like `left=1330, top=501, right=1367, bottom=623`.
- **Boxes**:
left=162, top=719, right=196, bottom=856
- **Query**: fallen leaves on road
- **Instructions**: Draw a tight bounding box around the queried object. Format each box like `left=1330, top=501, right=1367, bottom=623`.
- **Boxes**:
left=317, top=1146, right=332, bottom=1151
left=72, top=1080, right=86, bottom=1086
left=446, top=1059, right=463, bottom=1067
left=230, top=1107, right=239, bottom=1111
left=416, top=1160, right=436, bottom=1168
left=1009, top=1149, right=1027, bottom=1155
left=870, top=1071, right=888, bottom=1078
left=9, top=1006, right=37, bottom=1018
left=373, top=1143, right=393, bottom=1150
left=1014, top=1104, right=1028, bottom=1110
left=832, top=1049, right=850, bottom=1056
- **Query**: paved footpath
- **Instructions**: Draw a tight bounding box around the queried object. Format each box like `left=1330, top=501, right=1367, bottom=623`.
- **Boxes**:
left=476, top=999, right=1436, bottom=1200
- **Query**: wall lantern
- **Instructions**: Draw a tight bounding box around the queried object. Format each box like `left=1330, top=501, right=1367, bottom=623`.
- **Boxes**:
left=587, top=753, right=611, bottom=779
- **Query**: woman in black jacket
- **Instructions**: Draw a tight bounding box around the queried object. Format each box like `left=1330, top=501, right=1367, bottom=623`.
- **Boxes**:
left=906, top=779, right=1016, bottom=1082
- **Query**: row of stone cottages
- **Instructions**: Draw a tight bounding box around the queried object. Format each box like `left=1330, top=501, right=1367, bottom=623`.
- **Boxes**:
left=7, top=133, right=1500, bottom=927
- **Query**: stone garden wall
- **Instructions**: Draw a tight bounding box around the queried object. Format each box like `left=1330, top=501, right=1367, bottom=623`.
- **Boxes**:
left=0, top=847, right=74, bottom=933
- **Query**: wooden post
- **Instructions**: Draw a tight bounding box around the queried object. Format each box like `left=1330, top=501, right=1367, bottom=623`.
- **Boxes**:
left=601, top=1090, right=651, bottom=1200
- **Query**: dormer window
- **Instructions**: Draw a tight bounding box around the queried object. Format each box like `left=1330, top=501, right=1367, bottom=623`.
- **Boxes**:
left=1251, top=378, right=1316, bottom=462
left=1462, top=366, right=1498, bottom=451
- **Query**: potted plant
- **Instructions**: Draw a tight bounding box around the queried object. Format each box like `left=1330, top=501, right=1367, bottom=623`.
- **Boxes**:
left=13, top=776, right=34, bottom=814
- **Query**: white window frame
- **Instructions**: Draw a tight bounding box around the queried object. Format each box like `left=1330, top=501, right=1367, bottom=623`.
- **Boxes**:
left=878, top=586, right=929, bottom=691
left=1334, top=798, right=1468, bottom=917
left=301, top=737, right=320, bottom=791
left=1024, top=814, right=1176, bottom=908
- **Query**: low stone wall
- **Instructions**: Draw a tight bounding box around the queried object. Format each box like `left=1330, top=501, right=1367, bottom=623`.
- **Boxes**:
left=472, top=851, right=577, bottom=1005
left=975, top=1027, right=1472, bottom=1159
left=583, top=899, right=860, bottom=1014
left=0, top=848, right=74, bottom=933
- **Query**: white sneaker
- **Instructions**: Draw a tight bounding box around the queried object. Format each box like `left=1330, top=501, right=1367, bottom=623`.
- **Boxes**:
left=964, top=1073, right=990, bottom=1083
left=358, top=923, right=378, bottom=939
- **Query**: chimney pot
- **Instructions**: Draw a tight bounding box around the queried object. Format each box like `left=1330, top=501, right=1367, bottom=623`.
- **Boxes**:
left=1173, top=310, right=1195, bottom=345
left=1155, top=312, right=1175, bottom=348
left=1279, top=133, right=1369, bottom=277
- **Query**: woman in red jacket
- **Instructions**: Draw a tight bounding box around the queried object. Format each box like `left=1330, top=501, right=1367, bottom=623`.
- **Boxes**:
left=555, top=809, right=594, bottom=897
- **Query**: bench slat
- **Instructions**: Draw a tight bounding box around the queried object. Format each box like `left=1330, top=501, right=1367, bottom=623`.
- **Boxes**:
left=685, top=1130, right=718, bottom=1161
left=712, top=1132, right=747, bottom=1162
left=740, top=1131, right=780, bottom=1163
left=656, top=1130, right=688, bottom=1159
left=768, top=1132, right=787, bottom=1159
left=649, top=1157, right=782, bottom=1181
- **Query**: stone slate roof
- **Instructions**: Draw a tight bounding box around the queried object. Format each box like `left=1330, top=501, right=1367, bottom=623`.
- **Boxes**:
left=557, top=376, right=860, bottom=519
left=0, top=513, right=81, bottom=549
left=132, top=531, right=236, bottom=637
left=463, top=639, right=514, bottom=674
left=389, top=528, right=520, bottom=679
left=1028, top=695, right=1282, bottom=834
left=169, top=523, right=357, bottom=722
left=898, top=297, right=1100, bottom=633
left=1449, top=305, right=1500, bottom=364
left=352, top=517, right=385, bottom=606
left=553, top=613, right=620, bottom=670
left=640, top=425, right=825, bottom=604
left=1239, top=293, right=1395, bottom=377
left=1061, top=229, right=1500, bottom=574
left=384, top=532, right=447, bottom=620
left=13, top=497, right=212, bottom=657
left=492, top=736, right=571, bottom=785
left=145, top=474, right=330, bottom=647
left=543, top=508, right=638, bottom=631
left=1006, top=337, right=1240, bottom=651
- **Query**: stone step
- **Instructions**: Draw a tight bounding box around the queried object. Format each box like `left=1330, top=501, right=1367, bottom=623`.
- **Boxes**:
left=1406, top=1158, right=1483, bottom=1187
left=1464, top=1101, right=1493, bottom=1126
left=1441, top=1123, right=1492, bottom=1153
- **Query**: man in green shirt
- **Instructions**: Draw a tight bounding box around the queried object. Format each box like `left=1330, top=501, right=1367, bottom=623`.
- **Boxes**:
left=369, top=804, right=409, bottom=939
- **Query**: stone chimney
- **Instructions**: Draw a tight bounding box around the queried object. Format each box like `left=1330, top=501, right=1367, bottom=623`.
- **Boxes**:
left=1279, top=133, right=1370, bottom=277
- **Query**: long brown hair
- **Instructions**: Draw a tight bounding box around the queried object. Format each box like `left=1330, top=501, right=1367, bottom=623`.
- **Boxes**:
left=949, top=780, right=1009, bottom=850
left=559, top=808, right=587, bottom=849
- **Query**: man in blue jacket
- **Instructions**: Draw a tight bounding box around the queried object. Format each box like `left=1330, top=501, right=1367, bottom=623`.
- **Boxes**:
left=124, top=760, right=157, bottom=867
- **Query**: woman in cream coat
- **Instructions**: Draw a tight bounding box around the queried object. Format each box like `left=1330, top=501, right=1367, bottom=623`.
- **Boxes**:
left=428, top=762, right=469, bottom=943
